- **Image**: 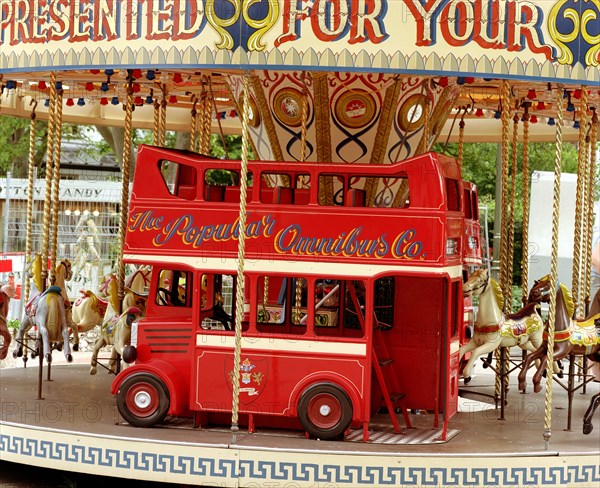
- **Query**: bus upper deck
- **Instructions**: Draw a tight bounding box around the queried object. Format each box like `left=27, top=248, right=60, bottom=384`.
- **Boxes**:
left=125, top=145, right=471, bottom=272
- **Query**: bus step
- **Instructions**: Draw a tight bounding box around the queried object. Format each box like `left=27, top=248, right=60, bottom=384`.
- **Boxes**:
left=378, top=358, right=394, bottom=367
left=390, top=392, right=406, bottom=402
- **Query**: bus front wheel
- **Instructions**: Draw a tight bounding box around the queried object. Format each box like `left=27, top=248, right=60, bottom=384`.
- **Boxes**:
left=116, top=373, right=170, bottom=427
left=298, top=383, right=353, bottom=440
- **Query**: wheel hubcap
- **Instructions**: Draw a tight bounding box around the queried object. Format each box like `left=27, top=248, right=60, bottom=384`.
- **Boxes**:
left=134, top=391, right=151, bottom=409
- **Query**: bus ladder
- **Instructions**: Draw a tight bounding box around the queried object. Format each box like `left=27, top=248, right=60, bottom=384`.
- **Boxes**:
left=348, top=283, right=412, bottom=441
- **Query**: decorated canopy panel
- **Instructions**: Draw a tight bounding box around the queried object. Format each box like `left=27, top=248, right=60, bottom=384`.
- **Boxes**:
left=1, top=0, right=599, bottom=85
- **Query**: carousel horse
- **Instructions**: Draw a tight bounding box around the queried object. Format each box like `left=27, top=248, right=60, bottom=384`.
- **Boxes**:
left=583, top=391, right=600, bottom=435
left=517, top=278, right=600, bottom=393
left=0, top=284, right=17, bottom=360
left=13, top=256, right=74, bottom=362
left=73, top=267, right=150, bottom=347
left=459, top=268, right=545, bottom=380
left=89, top=306, right=141, bottom=375
left=71, top=289, right=108, bottom=339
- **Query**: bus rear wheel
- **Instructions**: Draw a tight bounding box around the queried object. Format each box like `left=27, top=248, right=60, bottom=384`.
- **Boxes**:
left=298, top=383, right=352, bottom=440
left=116, top=373, right=170, bottom=427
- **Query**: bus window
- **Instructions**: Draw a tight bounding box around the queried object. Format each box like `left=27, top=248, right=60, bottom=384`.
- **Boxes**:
left=373, top=277, right=395, bottom=328
left=314, top=279, right=340, bottom=328
left=256, top=276, right=308, bottom=333
left=204, top=170, right=253, bottom=203
left=156, top=269, right=191, bottom=307
left=159, top=159, right=198, bottom=201
left=445, top=178, right=461, bottom=211
left=200, top=274, right=236, bottom=331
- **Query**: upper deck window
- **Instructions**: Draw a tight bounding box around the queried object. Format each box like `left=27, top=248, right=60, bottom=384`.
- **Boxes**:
left=204, top=169, right=253, bottom=203
left=159, top=159, right=198, bottom=201
left=260, top=173, right=311, bottom=205
left=318, top=175, right=409, bottom=208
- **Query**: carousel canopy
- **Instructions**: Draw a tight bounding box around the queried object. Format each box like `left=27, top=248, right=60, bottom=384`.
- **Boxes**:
left=0, top=0, right=598, bottom=154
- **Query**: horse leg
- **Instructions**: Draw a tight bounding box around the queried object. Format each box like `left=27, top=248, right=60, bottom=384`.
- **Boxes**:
left=0, top=317, right=10, bottom=360
left=90, top=336, right=106, bottom=375
left=38, top=321, right=52, bottom=364
left=518, top=344, right=546, bottom=392
left=108, top=347, right=118, bottom=374
left=61, top=318, right=73, bottom=363
left=583, top=393, right=600, bottom=435
left=463, top=340, right=500, bottom=379
left=13, top=316, right=30, bottom=358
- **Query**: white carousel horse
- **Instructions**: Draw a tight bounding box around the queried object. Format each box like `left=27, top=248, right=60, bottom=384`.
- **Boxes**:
left=72, top=267, right=150, bottom=348
left=459, top=268, right=544, bottom=379
left=71, top=289, right=108, bottom=338
left=13, top=256, right=73, bottom=362
left=89, top=273, right=148, bottom=374
left=0, top=284, right=17, bottom=360
left=89, top=306, right=141, bottom=375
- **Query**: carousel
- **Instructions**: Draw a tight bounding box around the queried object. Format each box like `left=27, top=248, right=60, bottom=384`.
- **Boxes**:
left=1, top=1, right=600, bottom=487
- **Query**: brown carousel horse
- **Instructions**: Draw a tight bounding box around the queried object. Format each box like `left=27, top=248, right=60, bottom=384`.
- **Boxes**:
left=0, top=284, right=17, bottom=360
left=459, top=268, right=545, bottom=380
left=518, top=277, right=600, bottom=394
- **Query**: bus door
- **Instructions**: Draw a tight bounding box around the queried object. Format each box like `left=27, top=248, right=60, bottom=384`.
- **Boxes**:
left=378, top=274, right=460, bottom=427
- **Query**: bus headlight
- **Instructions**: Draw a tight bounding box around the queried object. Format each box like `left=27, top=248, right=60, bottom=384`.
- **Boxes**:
left=122, top=345, right=137, bottom=364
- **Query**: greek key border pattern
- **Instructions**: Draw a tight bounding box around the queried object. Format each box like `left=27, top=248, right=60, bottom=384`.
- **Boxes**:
left=1, top=434, right=598, bottom=486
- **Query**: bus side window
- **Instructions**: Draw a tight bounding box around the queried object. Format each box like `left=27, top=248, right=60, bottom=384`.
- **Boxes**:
left=200, top=274, right=237, bottom=331
left=256, top=276, right=307, bottom=333
left=315, top=279, right=365, bottom=338
left=155, top=269, right=191, bottom=307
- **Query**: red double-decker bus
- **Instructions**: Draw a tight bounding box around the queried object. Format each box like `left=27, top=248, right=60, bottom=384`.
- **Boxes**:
left=111, top=145, right=478, bottom=441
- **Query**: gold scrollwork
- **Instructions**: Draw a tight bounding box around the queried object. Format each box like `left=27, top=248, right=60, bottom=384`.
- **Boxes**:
left=206, top=0, right=278, bottom=52
left=244, top=0, right=279, bottom=52
left=205, top=0, right=241, bottom=50
left=548, top=0, right=600, bottom=67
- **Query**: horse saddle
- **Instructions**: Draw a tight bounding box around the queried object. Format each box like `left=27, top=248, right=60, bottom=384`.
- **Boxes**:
left=569, top=314, right=600, bottom=347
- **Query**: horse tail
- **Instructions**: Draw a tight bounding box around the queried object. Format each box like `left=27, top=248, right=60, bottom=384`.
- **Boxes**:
left=45, top=294, right=65, bottom=342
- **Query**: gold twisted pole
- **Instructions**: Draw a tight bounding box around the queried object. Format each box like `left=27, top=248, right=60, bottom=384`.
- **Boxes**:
left=159, top=91, right=167, bottom=148
left=495, top=80, right=512, bottom=402
left=201, top=87, right=212, bottom=155
left=153, top=99, right=160, bottom=146
left=544, top=87, right=565, bottom=449
left=584, top=110, right=598, bottom=307
left=189, top=96, right=198, bottom=152
left=117, top=84, right=134, bottom=310
left=457, top=116, right=466, bottom=170
left=231, top=73, right=251, bottom=443
left=24, top=102, right=38, bottom=303
left=521, top=108, right=531, bottom=305
left=499, top=80, right=511, bottom=311
left=506, top=113, right=520, bottom=312
left=49, top=87, right=63, bottom=285
left=417, top=84, right=431, bottom=155
left=571, top=87, right=589, bottom=316
left=41, top=72, right=57, bottom=291
left=294, top=77, right=310, bottom=323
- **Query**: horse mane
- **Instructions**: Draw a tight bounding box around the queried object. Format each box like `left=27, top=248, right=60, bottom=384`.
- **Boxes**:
left=558, top=282, right=575, bottom=318
left=30, top=254, right=43, bottom=292
left=489, top=277, right=504, bottom=310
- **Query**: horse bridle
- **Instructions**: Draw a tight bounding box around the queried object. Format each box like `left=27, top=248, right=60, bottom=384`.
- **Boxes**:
left=466, top=273, right=489, bottom=296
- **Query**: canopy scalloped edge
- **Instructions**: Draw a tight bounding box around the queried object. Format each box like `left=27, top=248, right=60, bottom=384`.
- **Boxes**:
left=2, top=47, right=599, bottom=86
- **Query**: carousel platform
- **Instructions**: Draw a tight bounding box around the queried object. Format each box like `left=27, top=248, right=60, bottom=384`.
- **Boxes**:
left=1, top=356, right=599, bottom=488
